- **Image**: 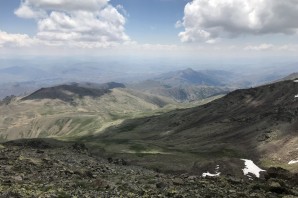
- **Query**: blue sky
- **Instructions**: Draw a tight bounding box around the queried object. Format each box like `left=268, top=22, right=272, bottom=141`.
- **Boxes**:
left=0, top=0, right=189, bottom=44
left=110, top=0, right=190, bottom=44
left=0, top=0, right=35, bottom=35
left=0, top=0, right=298, bottom=59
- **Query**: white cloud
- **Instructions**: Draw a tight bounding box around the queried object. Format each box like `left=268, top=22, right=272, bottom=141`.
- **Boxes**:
left=16, top=0, right=108, bottom=14
left=244, top=43, right=274, bottom=51
left=244, top=43, right=298, bottom=52
left=14, top=4, right=46, bottom=19
left=13, top=0, right=129, bottom=47
left=178, top=0, right=298, bottom=43
left=0, top=31, right=36, bottom=47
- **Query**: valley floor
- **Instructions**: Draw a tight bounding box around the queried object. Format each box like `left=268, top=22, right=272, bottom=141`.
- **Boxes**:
left=0, top=139, right=297, bottom=198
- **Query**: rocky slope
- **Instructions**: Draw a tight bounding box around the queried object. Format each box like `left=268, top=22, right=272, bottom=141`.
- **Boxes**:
left=0, top=139, right=297, bottom=198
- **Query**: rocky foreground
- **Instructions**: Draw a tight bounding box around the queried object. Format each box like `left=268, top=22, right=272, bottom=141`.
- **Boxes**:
left=0, top=139, right=297, bottom=198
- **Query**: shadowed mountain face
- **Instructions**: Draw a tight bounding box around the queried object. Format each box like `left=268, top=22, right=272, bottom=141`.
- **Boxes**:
left=22, top=82, right=125, bottom=102
left=89, top=80, right=298, bottom=173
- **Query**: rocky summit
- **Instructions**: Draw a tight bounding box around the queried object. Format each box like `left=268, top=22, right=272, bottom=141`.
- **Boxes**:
left=0, top=139, right=297, bottom=198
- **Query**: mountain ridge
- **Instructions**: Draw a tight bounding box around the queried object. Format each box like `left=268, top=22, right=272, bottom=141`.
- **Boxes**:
left=21, top=82, right=126, bottom=103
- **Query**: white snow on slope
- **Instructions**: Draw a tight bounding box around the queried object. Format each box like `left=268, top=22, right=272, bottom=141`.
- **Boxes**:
left=294, top=80, right=298, bottom=83
left=202, top=165, right=221, bottom=177
left=202, top=172, right=221, bottom=177
left=241, top=159, right=266, bottom=178
left=288, top=160, right=298, bottom=165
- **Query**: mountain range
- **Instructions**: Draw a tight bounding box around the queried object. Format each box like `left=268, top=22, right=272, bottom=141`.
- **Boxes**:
left=0, top=70, right=297, bottom=179
left=129, top=68, right=233, bottom=102
left=1, top=65, right=297, bottom=100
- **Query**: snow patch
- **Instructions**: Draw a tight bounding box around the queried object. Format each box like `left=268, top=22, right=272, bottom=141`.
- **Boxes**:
left=295, top=95, right=298, bottom=98
left=202, top=172, right=221, bottom=177
left=288, top=160, right=298, bottom=165
left=241, top=159, right=266, bottom=178
left=294, top=80, right=298, bottom=83
left=202, top=165, right=221, bottom=177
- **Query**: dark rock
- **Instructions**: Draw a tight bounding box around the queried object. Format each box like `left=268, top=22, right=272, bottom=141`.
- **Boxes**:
left=257, top=133, right=270, bottom=142
left=107, top=158, right=128, bottom=166
left=2, top=180, right=12, bottom=186
left=108, top=157, right=113, bottom=163
left=0, top=157, right=9, bottom=161
left=72, top=143, right=88, bottom=152
left=268, top=181, right=288, bottom=194
left=264, top=167, right=292, bottom=180
left=3, top=191, right=22, bottom=198
left=156, top=182, right=167, bottom=189
left=227, top=177, right=242, bottom=184
left=36, top=150, right=45, bottom=154
left=173, top=178, right=184, bottom=185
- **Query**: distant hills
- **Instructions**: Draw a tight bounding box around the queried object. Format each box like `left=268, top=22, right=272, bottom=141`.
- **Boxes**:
left=153, top=68, right=229, bottom=86
left=129, top=68, right=232, bottom=102
left=0, top=66, right=52, bottom=81
left=1, top=65, right=297, bottom=100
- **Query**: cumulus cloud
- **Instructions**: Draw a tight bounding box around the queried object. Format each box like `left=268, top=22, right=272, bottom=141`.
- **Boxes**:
left=15, top=0, right=108, bottom=14
left=14, top=4, right=46, bottom=19
left=0, top=31, right=37, bottom=47
left=13, top=0, right=129, bottom=47
left=178, top=0, right=298, bottom=43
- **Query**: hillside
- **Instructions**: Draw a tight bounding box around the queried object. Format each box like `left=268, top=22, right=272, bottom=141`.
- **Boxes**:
left=83, top=80, right=298, bottom=174
left=0, top=82, right=218, bottom=142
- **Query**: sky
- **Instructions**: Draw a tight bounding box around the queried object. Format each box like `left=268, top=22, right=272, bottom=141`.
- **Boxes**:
left=0, top=0, right=298, bottom=61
